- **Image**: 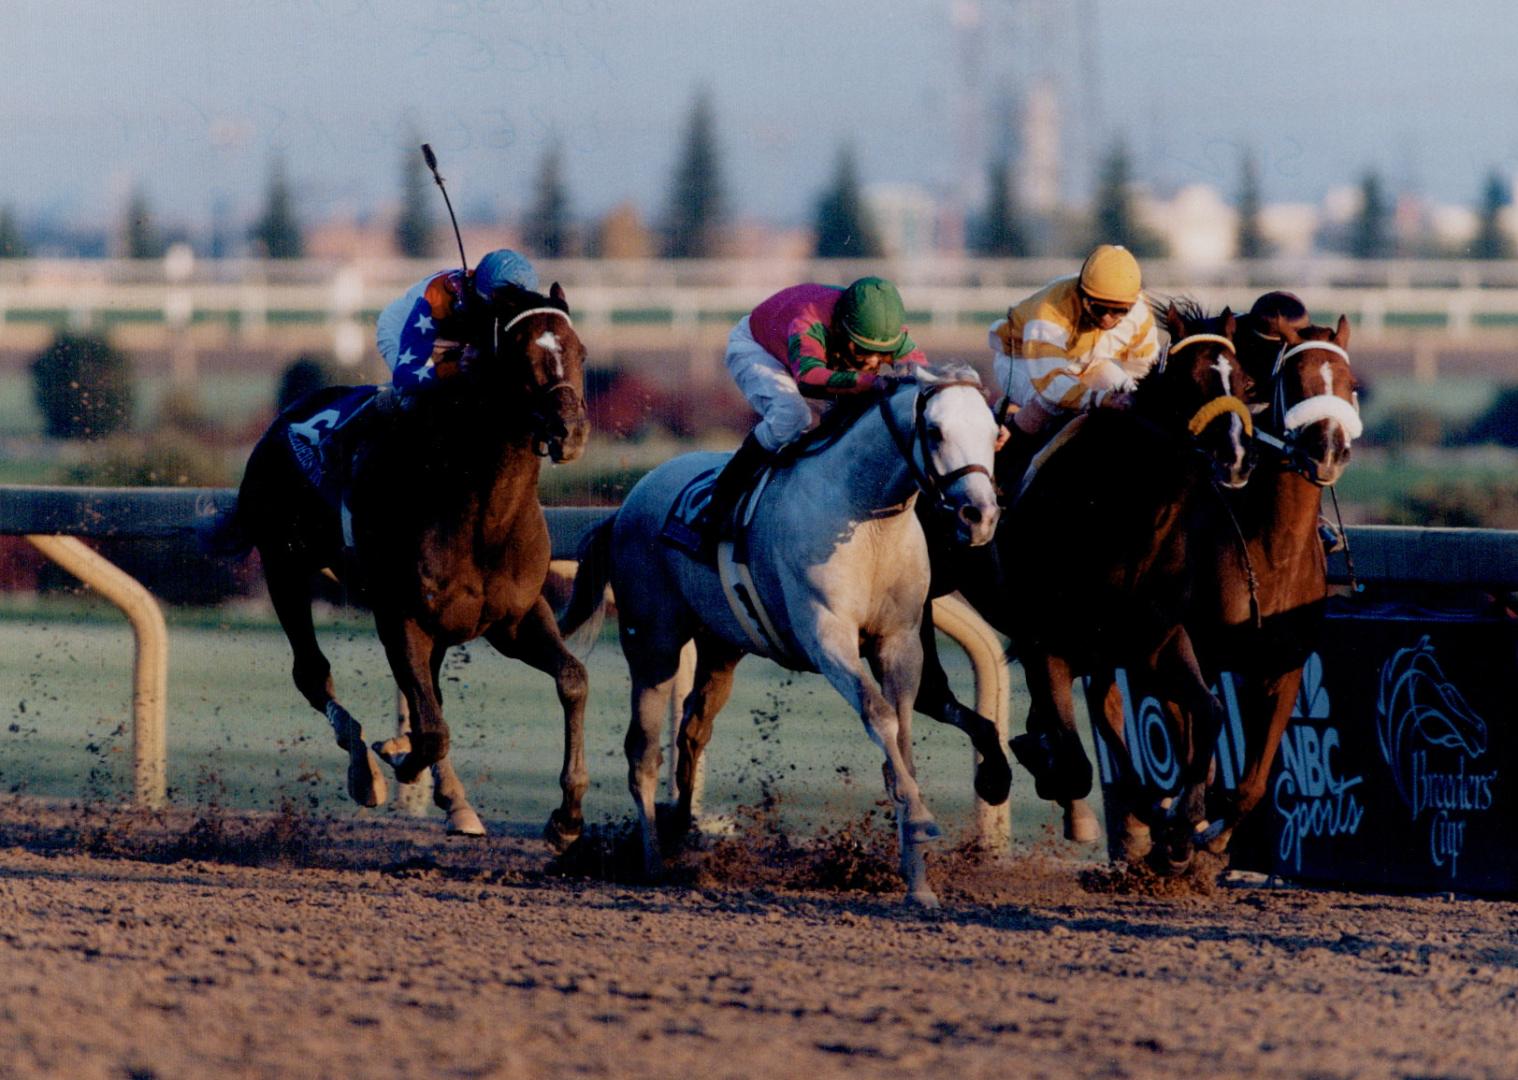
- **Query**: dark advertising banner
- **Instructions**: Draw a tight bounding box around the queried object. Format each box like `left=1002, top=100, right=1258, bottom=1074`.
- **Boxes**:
left=1089, top=607, right=1518, bottom=894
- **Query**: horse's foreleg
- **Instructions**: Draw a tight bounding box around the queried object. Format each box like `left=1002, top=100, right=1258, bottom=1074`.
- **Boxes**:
left=813, top=614, right=939, bottom=907
left=1092, top=670, right=1150, bottom=863
left=1150, top=631, right=1230, bottom=868
left=263, top=548, right=386, bottom=808
left=372, top=617, right=448, bottom=784
left=672, top=634, right=743, bottom=839
left=874, top=626, right=944, bottom=904
left=912, top=601, right=1012, bottom=806
left=485, top=598, right=589, bottom=852
left=390, top=663, right=487, bottom=838
left=1209, top=668, right=1303, bottom=853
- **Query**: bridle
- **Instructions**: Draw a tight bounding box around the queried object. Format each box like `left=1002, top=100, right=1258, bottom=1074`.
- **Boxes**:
left=1253, top=338, right=1362, bottom=467
left=495, top=304, right=582, bottom=456
left=878, top=378, right=997, bottom=512
left=1167, top=333, right=1254, bottom=439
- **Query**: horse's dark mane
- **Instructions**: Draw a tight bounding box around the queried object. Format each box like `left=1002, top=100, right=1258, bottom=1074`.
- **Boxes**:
left=488, top=282, right=569, bottom=320
left=778, top=364, right=980, bottom=462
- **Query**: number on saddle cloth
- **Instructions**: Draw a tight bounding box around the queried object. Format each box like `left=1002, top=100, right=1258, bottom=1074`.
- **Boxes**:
left=284, top=386, right=381, bottom=498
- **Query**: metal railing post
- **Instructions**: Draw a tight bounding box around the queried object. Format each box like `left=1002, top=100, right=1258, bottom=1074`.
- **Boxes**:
left=24, top=534, right=168, bottom=808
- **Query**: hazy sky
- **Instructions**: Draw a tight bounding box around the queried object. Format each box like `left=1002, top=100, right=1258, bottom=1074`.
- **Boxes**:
left=4, top=0, right=1516, bottom=231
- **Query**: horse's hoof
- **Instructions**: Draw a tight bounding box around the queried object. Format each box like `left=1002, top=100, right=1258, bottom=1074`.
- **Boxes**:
left=974, top=751, right=1013, bottom=806
left=1119, top=824, right=1154, bottom=863
left=447, top=806, right=487, bottom=837
left=1062, top=800, right=1100, bottom=843
left=543, top=810, right=583, bottom=853
left=375, top=733, right=444, bottom=785
left=1200, top=821, right=1234, bottom=856
left=905, top=819, right=943, bottom=845
left=347, top=746, right=388, bottom=808
left=372, top=735, right=410, bottom=764
left=905, top=887, right=941, bottom=909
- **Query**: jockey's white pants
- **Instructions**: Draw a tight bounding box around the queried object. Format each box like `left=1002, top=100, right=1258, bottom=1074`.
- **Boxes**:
left=725, top=316, right=817, bottom=452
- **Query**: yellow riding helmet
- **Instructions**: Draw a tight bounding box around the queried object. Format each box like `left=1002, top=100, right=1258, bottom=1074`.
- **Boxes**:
left=1079, top=244, right=1142, bottom=305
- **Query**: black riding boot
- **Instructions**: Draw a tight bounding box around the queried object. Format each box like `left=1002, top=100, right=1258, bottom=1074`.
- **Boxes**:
left=700, top=432, right=772, bottom=557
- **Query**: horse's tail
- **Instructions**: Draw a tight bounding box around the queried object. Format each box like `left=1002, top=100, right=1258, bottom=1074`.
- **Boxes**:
left=558, top=516, right=615, bottom=653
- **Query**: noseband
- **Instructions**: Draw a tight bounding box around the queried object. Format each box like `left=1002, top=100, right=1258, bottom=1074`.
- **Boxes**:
left=1255, top=339, right=1362, bottom=466
left=878, top=379, right=996, bottom=511
left=1168, top=333, right=1254, bottom=439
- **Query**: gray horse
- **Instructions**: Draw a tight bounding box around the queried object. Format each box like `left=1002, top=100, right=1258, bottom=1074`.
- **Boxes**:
left=561, top=364, right=1000, bottom=906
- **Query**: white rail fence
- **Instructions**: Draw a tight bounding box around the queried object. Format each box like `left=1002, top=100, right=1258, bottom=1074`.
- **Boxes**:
left=0, top=487, right=1015, bottom=844
left=3, top=257, right=1518, bottom=383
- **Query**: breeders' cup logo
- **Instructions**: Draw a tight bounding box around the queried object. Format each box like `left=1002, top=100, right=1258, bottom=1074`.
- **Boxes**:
left=1376, top=636, right=1497, bottom=877
left=1272, top=653, right=1365, bottom=872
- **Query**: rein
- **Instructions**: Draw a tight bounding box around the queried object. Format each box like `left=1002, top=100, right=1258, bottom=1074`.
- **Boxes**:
left=877, top=379, right=996, bottom=511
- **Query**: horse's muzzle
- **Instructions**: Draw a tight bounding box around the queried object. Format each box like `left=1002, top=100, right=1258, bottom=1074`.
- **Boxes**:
left=534, top=387, right=590, bottom=463
left=948, top=496, right=1000, bottom=547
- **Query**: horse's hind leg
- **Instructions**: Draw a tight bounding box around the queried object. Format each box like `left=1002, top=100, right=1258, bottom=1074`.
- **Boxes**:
left=484, top=597, right=589, bottom=852
left=670, top=633, right=744, bottom=840
left=913, top=600, right=1012, bottom=806
left=262, top=548, right=387, bottom=808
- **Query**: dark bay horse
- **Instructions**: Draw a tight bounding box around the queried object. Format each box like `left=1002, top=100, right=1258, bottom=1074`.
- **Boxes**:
left=220, top=283, right=591, bottom=844
left=914, top=303, right=1255, bottom=861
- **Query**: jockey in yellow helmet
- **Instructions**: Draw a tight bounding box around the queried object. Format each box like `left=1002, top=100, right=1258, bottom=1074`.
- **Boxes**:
left=989, top=244, right=1160, bottom=456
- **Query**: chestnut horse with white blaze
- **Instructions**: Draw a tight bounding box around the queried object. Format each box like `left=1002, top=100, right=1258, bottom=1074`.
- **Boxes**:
left=218, top=283, right=591, bottom=845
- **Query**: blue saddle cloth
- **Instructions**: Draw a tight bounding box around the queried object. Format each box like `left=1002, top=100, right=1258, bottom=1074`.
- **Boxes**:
left=284, top=386, right=379, bottom=495
left=661, top=466, right=721, bottom=556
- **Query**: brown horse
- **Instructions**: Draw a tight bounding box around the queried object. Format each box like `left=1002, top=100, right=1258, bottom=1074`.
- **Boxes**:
left=1189, top=314, right=1360, bottom=855
left=219, top=283, right=591, bottom=844
left=915, top=302, right=1255, bottom=862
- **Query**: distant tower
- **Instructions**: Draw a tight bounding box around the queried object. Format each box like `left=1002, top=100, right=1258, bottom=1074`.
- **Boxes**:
left=948, top=0, right=987, bottom=252
left=1019, top=78, right=1061, bottom=217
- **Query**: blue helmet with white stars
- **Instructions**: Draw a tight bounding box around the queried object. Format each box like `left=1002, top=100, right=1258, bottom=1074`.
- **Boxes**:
left=472, top=249, right=539, bottom=302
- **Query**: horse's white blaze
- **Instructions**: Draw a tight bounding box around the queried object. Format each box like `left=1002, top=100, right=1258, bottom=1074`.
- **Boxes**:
left=536, top=331, right=564, bottom=378
left=1212, top=353, right=1234, bottom=390
left=1318, top=360, right=1334, bottom=397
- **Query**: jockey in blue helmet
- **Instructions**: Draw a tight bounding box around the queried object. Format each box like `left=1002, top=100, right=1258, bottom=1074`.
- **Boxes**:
left=375, top=248, right=540, bottom=389
left=323, top=249, right=540, bottom=481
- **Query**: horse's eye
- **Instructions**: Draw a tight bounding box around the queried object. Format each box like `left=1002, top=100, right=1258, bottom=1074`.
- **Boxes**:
left=926, top=425, right=944, bottom=443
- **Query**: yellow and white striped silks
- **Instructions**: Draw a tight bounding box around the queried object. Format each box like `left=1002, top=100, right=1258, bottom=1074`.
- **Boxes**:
left=990, top=275, right=1160, bottom=417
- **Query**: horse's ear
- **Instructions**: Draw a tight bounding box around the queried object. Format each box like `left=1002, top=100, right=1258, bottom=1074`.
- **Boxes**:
left=550, top=281, right=568, bottom=311
left=1221, top=308, right=1236, bottom=340
left=1333, top=313, right=1351, bottom=349
left=1164, top=302, right=1185, bottom=342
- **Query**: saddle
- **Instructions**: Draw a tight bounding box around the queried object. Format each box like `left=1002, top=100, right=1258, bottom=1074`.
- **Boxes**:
left=660, top=462, right=776, bottom=565
left=660, top=462, right=798, bottom=665
left=284, top=387, right=379, bottom=496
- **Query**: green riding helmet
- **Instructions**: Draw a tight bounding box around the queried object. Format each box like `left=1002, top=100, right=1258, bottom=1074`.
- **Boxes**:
left=836, top=276, right=908, bottom=352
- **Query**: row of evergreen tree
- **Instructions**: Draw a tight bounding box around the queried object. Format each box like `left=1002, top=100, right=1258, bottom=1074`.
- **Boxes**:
left=0, top=90, right=1511, bottom=261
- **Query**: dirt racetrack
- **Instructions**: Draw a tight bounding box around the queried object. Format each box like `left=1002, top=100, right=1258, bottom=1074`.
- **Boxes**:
left=3, top=797, right=1517, bottom=1080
